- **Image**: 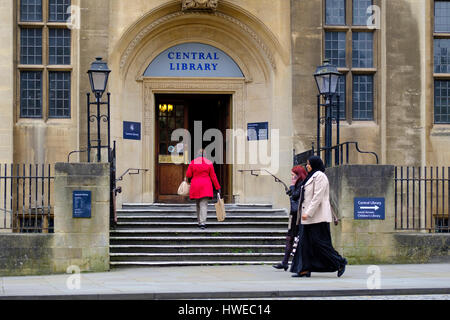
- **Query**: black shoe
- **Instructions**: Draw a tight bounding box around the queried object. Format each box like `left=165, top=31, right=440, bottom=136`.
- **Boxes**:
left=272, top=263, right=288, bottom=271
left=292, top=271, right=311, bottom=278
left=199, top=224, right=207, bottom=230
left=337, top=259, right=347, bottom=277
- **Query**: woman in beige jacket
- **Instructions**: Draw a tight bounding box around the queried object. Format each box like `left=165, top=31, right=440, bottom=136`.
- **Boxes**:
left=292, top=156, right=347, bottom=278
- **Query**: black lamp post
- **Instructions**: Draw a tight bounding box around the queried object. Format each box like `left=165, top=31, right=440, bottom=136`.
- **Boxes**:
left=87, top=57, right=111, bottom=163
left=314, top=59, right=342, bottom=167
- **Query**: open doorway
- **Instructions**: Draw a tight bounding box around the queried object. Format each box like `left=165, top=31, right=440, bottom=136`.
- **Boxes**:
left=155, top=94, right=232, bottom=203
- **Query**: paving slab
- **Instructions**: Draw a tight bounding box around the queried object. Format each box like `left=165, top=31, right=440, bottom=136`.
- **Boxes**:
left=0, top=263, right=449, bottom=299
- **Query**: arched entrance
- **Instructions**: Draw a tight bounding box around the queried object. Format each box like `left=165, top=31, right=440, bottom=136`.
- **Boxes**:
left=109, top=2, right=292, bottom=209
left=143, top=42, right=243, bottom=203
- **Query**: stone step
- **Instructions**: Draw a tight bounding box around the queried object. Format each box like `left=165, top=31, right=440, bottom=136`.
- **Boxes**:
left=117, top=209, right=287, bottom=216
left=110, top=261, right=279, bottom=268
left=110, top=229, right=286, bottom=238
left=110, top=252, right=284, bottom=262
left=116, top=215, right=289, bottom=222
left=110, top=236, right=285, bottom=246
left=122, top=203, right=274, bottom=210
left=110, top=203, right=288, bottom=268
left=110, top=244, right=285, bottom=254
left=114, top=221, right=288, bottom=229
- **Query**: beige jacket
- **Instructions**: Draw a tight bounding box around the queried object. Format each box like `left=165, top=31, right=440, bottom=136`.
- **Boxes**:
left=299, top=171, right=333, bottom=225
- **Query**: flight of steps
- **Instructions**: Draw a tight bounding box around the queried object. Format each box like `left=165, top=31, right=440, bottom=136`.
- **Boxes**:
left=110, top=203, right=289, bottom=268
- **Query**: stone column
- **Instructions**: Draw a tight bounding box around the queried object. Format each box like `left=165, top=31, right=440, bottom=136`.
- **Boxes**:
left=53, top=163, right=110, bottom=273
left=327, top=165, right=396, bottom=264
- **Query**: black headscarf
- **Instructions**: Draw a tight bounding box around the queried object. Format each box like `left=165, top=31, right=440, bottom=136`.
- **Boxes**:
left=301, top=155, right=325, bottom=187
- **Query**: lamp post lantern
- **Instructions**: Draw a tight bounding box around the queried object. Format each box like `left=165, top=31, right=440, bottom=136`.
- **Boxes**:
left=313, top=59, right=342, bottom=167
left=87, top=57, right=111, bottom=163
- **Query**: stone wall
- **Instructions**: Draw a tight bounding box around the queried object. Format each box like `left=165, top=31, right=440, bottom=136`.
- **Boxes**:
left=394, top=233, right=450, bottom=264
left=328, top=165, right=449, bottom=264
left=0, top=163, right=110, bottom=276
left=52, top=162, right=110, bottom=273
left=328, top=165, right=396, bottom=264
left=0, top=0, right=14, bottom=164
left=0, top=234, right=53, bottom=276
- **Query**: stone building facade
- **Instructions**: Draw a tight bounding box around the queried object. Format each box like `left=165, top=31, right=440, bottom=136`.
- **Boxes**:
left=1, top=0, right=449, bottom=210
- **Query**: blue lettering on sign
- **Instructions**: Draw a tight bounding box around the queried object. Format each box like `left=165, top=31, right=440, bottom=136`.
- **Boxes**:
left=354, top=198, right=385, bottom=220
left=144, top=42, right=243, bottom=78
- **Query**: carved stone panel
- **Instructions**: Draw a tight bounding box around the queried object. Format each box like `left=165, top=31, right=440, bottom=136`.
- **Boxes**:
left=182, top=0, right=219, bottom=11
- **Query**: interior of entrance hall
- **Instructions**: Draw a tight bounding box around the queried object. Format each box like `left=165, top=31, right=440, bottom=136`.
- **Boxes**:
left=155, top=94, right=231, bottom=203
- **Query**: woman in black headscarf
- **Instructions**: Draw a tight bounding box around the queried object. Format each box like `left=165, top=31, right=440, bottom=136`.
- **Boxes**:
left=291, top=155, right=347, bottom=278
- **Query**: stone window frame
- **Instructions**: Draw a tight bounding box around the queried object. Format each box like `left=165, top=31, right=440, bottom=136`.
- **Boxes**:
left=16, top=0, right=73, bottom=120
left=433, top=0, right=450, bottom=124
left=323, top=0, right=379, bottom=123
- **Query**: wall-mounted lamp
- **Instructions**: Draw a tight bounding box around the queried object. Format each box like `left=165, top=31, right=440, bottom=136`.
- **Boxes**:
left=159, top=104, right=174, bottom=113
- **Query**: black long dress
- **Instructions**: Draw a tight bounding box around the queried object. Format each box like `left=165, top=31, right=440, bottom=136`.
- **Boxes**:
left=300, top=222, right=346, bottom=273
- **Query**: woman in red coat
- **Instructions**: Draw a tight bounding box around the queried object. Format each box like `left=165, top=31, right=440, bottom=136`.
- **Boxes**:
left=186, top=149, right=221, bottom=229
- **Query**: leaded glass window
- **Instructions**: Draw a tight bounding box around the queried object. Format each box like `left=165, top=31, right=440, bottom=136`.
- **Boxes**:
left=435, top=80, right=450, bottom=123
left=48, top=0, right=71, bottom=22
left=332, top=76, right=346, bottom=120
left=353, top=0, right=372, bottom=26
left=20, top=71, right=42, bottom=118
left=18, top=0, right=72, bottom=119
left=434, top=39, right=450, bottom=73
left=49, top=72, right=71, bottom=118
left=20, top=0, right=42, bottom=22
left=326, top=0, right=346, bottom=25
left=352, top=75, right=373, bottom=120
left=435, top=1, right=450, bottom=33
left=49, top=28, right=71, bottom=65
left=325, top=32, right=346, bottom=68
left=20, top=28, right=42, bottom=65
left=352, top=32, right=373, bottom=68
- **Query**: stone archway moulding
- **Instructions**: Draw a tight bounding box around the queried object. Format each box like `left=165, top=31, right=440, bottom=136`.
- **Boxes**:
left=119, top=10, right=277, bottom=75
left=141, top=77, right=246, bottom=203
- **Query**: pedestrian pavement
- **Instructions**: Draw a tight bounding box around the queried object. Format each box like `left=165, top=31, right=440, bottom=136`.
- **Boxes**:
left=0, top=263, right=449, bottom=299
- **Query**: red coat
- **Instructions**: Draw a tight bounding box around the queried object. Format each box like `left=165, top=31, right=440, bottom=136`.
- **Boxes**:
left=186, top=157, right=221, bottom=199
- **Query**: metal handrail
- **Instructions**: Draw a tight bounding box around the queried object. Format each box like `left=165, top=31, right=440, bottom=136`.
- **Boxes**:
left=238, top=169, right=289, bottom=192
left=315, top=141, right=379, bottom=166
left=67, top=150, right=87, bottom=163
left=116, top=168, right=149, bottom=183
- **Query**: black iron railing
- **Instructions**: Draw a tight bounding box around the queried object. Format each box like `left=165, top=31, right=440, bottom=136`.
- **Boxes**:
left=294, top=141, right=379, bottom=167
left=395, top=166, right=449, bottom=233
left=0, top=164, right=54, bottom=233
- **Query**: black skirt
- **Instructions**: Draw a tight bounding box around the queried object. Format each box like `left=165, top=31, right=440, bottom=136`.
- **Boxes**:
left=299, top=222, right=346, bottom=273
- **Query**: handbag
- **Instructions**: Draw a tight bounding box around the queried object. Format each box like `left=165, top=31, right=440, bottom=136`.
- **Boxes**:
left=215, top=193, right=226, bottom=222
left=177, top=178, right=190, bottom=196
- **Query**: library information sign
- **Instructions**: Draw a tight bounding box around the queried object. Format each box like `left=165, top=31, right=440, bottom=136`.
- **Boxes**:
left=354, top=197, right=385, bottom=220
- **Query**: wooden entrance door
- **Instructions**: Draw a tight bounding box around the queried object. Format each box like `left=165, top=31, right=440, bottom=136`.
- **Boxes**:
left=155, top=97, right=188, bottom=203
left=155, top=94, right=231, bottom=203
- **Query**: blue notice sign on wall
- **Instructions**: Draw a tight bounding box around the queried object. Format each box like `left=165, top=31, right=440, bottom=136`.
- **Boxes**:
left=247, top=122, right=269, bottom=141
left=354, top=197, right=385, bottom=220
left=123, top=121, right=141, bottom=140
left=73, top=191, right=92, bottom=219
